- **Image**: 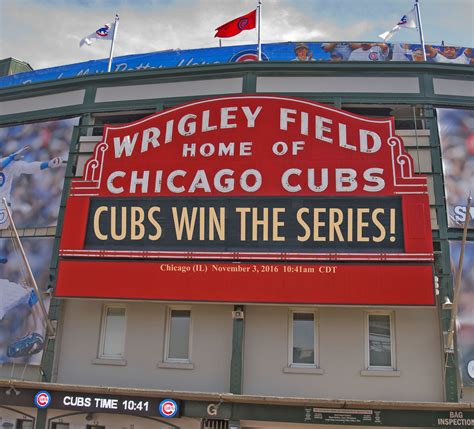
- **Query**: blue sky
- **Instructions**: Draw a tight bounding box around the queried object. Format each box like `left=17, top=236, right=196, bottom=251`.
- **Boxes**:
left=1, top=0, right=473, bottom=69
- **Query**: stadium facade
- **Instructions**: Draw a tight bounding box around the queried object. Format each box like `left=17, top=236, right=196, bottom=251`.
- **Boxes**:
left=0, top=42, right=473, bottom=429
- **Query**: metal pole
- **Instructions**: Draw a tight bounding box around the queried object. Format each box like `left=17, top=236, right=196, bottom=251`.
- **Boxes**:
left=107, top=14, right=120, bottom=73
left=415, top=0, right=427, bottom=61
left=257, top=0, right=262, bottom=61
left=1, top=197, right=55, bottom=336
left=446, top=195, right=472, bottom=352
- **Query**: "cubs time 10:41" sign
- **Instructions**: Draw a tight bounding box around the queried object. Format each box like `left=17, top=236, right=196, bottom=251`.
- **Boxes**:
left=56, top=96, right=434, bottom=305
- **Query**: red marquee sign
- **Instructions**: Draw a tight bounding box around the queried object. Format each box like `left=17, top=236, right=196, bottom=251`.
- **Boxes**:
left=56, top=96, right=434, bottom=305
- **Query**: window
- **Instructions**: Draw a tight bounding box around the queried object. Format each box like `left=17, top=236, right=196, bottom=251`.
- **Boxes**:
left=165, top=308, right=191, bottom=362
left=366, top=312, right=395, bottom=369
left=16, top=421, right=33, bottom=429
left=91, top=111, right=153, bottom=135
left=98, top=305, right=126, bottom=359
left=52, top=424, right=70, bottom=429
left=289, top=310, right=317, bottom=367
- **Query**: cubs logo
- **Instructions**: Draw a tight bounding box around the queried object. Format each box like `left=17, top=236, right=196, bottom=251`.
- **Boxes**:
left=34, top=391, right=51, bottom=409
left=158, top=399, right=178, bottom=418
left=468, top=360, right=474, bottom=380
left=229, top=49, right=269, bottom=63
left=369, top=51, right=379, bottom=61
left=237, top=18, right=249, bottom=30
left=0, top=172, right=5, bottom=187
left=398, top=15, right=408, bottom=25
left=96, top=25, right=110, bottom=38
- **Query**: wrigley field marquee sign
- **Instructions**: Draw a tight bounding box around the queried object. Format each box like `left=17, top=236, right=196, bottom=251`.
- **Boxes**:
left=56, top=96, right=434, bottom=304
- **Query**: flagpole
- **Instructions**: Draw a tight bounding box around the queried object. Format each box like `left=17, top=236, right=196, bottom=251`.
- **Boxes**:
left=257, top=0, right=262, bottom=61
left=414, top=0, right=427, bottom=61
left=107, top=14, right=120, bottom=73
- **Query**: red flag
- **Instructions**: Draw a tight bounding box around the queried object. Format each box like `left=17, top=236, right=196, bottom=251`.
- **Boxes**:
left=215, top=9, right=257, bottom=38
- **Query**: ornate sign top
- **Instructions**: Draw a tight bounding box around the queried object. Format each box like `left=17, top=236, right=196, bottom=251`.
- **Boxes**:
left=71, top=96, right=427, bottom=198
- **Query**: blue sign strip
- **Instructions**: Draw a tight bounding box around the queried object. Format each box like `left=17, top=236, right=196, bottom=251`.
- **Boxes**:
left=1, top=42, right=472, bottom=88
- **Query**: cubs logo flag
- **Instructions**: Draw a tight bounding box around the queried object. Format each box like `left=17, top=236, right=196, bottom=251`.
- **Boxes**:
left=215, top=9, right=257, bottom=38
left=80, top=22, right=115, bottom=47
left=379, top=6, right=417, bottom=41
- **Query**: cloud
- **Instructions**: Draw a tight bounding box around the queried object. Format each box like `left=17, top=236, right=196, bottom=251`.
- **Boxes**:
left=1, top=0, right=472, bottom=70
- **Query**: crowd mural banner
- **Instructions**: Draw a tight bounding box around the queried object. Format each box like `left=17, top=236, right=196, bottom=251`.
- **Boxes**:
left=0, top=119, right=77, bottom=229
left=0, top=41, right=472, bottom=88
left=56, top=95, right=434, bottom=305
left=450, top=241, right=474, bottom=387
left=437, top=108, right=474, bottom=229
left=0, top=118, right=77, bottom=365
left=0, top=238, right=54, bottom=365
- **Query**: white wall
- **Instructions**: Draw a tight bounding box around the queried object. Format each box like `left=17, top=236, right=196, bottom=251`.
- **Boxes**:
left=0, top=406, right=35, bottom=427
left=55, top=300, right=233, bottom=393
left=55, top=300, right=444, bottom=402
left=0, top=364, right=41, bottom=382
left=461, top=387, right=474, bottom=403
left=45, top=411, right=200, bottom=429
left=243, top=306, right=444, bottom=402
